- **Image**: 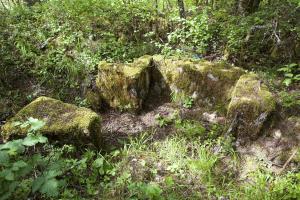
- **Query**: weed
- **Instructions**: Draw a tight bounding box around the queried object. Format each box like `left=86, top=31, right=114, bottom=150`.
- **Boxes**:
left=277, top=63, right=300, bottom=87
left=74, top=96, right=89, bottom=107
left=128, top=182, right=163, bottom=200
left=175, top=119, right=206, bottom=139
left=155, top=112, right=178, bottom=128
left=171, top=92, right=194, bottom=109
left=279, top=91, right=300, bottom=109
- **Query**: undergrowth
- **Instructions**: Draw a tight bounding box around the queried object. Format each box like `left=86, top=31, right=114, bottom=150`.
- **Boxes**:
left=1, top=118, right=299, bottom=199
left=0, top=0, right=299, bottom=199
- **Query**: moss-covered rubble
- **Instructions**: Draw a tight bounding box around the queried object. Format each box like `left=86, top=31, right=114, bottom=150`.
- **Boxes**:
left=95, top=55, right=245, bottom=111
left=227, top=73, right=276, bottom=142
left=1, top=96, right=102, bottom=147
left=96, top=55, right=152, bottom=111
left=152, top=55, right=245, bottom=107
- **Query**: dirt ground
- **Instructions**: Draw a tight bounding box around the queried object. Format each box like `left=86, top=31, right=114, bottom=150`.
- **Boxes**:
left=100, top=98, right=300, bottom=177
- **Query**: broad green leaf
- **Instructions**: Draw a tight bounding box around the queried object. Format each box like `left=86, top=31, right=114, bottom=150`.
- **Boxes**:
left=44, top=170, right=63, bottom=179
left=277, top=68, right=289, bottom=72
left=284, top=73, right=294, bottom=78
left=0, top=151, right=9, bottom=165
left=40, top=178, right=59, bottom=197
left=0, top=169, right=14, bottom=181
left=22, top=134, right=48, bottom=146
left=37, top=135, right=48, bottom=143
left=111, top=150, right=120, bottom=157
left=0, top=140, right=25, bottom=155
left=22, top=135, right=38, bottom=146
left=27, top=117, right=46, bottom=132
left=294, top=74, right=300, bottom=80
left=288, top=63, right=298, bottom=68
left=32, top=176, right=45, bottom=193
left=283, top=79, right=292, bottom=86
left=93, top=157, right=104, bottom=168
left=11, top=160, right=28, bottom=171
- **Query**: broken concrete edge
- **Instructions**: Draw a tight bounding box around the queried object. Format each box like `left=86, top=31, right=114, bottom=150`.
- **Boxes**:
left=1, top=96, right=102, bottom=148
left=227, top=73, right=276, bottom=142
left=151, top=55, right=246, bottom=109
left=94, top=54, right=247, bottom=112
left=95, top=55, right=153, bottom=112
left=93, top=55, right=277, bottom=142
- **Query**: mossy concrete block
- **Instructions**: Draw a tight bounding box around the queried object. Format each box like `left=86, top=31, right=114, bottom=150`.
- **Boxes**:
left=96, top=55, right=152, bottom=111
left=227, top=73, right=276, bottom=141
left=152, top=55, right=245, bottom=106
left=86, top=89, right=102, bottom=111
left=195, top=60, right=245, bottom=104
left=1, top=96, right=102, bottom=147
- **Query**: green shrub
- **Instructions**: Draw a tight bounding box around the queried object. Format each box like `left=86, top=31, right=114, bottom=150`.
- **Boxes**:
left=0, top=118, right=54, bottom=199
left=0, top=117, right=110, bottom=199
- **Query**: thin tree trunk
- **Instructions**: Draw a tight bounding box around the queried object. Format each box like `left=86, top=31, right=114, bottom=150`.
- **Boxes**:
left=155, top=0, right=159, bottom=15
left=177, top=0, right=186, bottom=18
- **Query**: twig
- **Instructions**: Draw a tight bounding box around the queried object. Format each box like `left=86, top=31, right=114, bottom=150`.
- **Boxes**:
left=278, top=149, right=298, bottom=174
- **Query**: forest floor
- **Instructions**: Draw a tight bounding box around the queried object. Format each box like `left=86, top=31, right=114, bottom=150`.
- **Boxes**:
left=100, top=88, right=300, bottom=179
left=1, top=68, right=299, bottom=199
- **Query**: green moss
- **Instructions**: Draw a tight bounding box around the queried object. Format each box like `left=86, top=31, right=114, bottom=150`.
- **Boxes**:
left=227, top=73, right=276, bottom=141
left=195, top=61, right=245, bottom=103
left=1, top=97, right=102, bottom=147
left=229, top=74, right=275, bottom=112
left=86, top=90, right=102, bottom=111
left=152, top=55, right=245, bottom=107
left=96, top=56, right=152, bottom=111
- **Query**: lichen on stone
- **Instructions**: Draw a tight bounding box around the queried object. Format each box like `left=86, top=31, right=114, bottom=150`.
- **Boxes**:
left=96, top=55, right=152, bottom=111
left=227, top=73, right=276, bottom=141
left=1, top=96, right=102, bottom=147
